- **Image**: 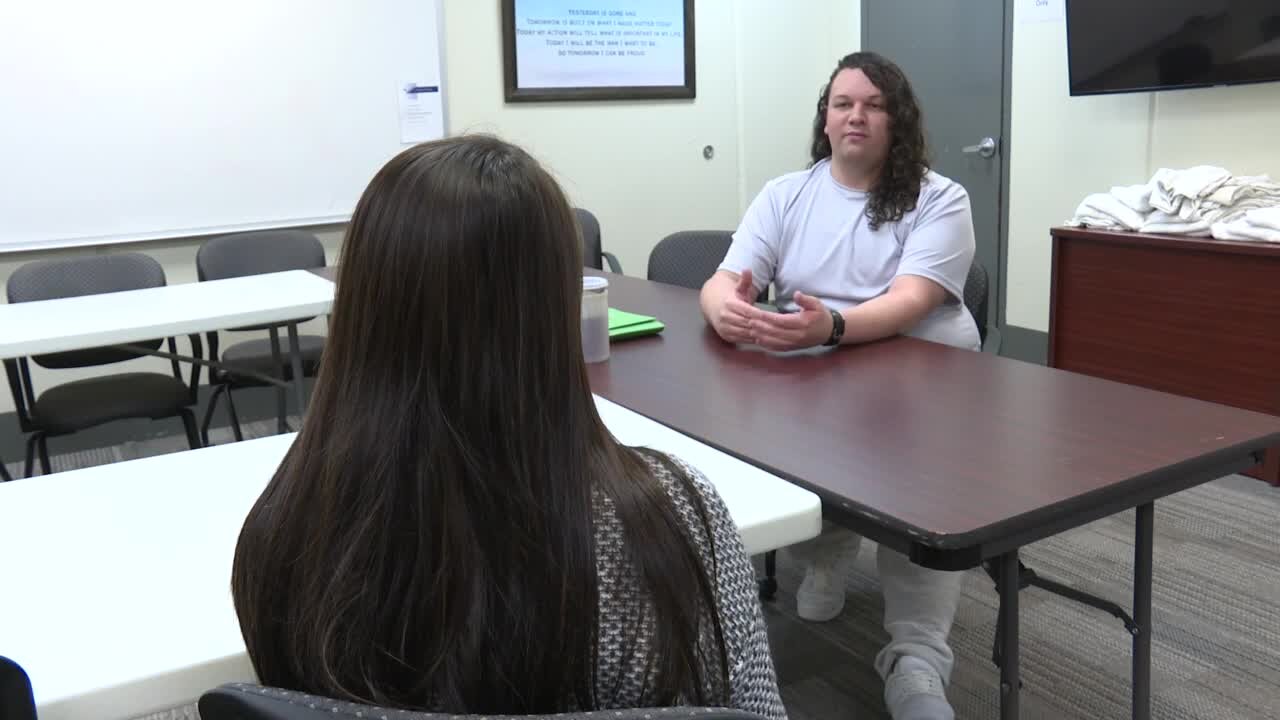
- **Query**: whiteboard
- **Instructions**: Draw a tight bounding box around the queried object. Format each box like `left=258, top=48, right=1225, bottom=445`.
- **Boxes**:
left=0, top=0, right=446, bottom=253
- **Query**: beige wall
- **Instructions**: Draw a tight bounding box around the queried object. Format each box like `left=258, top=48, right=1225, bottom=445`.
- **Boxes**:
left=1149, top=85, right=1280, bottom=177
left=0, top=1, right=859, bottom=415
left=1004, top=15, right=1151, bottom=331
left=1005, top=11, right=1280, bottom=332
left=735, top=2, right=860, bottom=208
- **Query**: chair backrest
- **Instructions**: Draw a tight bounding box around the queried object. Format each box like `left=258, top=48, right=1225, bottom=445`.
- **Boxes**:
left=574, top=208, right=604, bottom=270
left=197, top=230, right=326, bottom=337
left=0, top=656, right=36, bottom=720
left=647, top=231, right=735, bottom=292
left=200, top=684, right=771, bottom=720
left=963, top=260, right=989, bottom=347
left=648, top=231, right=770, bottom=303
left=6, top=253, right=167, bottom=368
left=197, top=230, right=325, bottom=282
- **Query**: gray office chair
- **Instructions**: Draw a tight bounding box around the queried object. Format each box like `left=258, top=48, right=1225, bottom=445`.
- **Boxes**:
left=575, top=208, right=622, bottom=273
left=0, top=656, right=36, bottom=720
left=4, top=253, right=203, bottom=477
left=196, top=230, right=327, bottom=444
left=200, top=683, right=773, bottom=720
left=648, top=231, right=768, bottom=303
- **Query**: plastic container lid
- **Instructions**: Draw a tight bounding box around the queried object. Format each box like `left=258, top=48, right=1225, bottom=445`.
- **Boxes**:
left=582, top=276, right=609, bottom=291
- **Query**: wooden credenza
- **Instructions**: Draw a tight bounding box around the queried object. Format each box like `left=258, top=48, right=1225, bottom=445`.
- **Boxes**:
left=1049, top=226, right=1280, bottom=484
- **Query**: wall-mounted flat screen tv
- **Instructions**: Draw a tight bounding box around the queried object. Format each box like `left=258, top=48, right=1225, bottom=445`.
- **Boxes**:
left=1067, top=0, right=1280, bottom=95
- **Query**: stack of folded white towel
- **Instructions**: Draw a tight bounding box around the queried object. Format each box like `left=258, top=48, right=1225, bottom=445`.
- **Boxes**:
left=1067, top=166, right=1280, bottom=242
left=1214, top=207, right=1280, bottom=242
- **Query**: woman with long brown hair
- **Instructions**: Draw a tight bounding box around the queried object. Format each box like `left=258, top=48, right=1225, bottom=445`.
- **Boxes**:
left=231, top=135, right=785, bottom=719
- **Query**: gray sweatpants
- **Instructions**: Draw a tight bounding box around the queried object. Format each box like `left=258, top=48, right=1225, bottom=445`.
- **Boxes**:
left=786, top=521, right=965, bottom=683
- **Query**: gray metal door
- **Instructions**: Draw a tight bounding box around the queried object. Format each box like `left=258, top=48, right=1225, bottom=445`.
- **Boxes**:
left=862, top=0, right=1009, bottom=333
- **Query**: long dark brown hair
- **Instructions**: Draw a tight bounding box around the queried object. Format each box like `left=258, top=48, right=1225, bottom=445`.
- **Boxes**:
left=810, top=51, right=929, bottom=230
left=231, top=136, right=728, bottom=712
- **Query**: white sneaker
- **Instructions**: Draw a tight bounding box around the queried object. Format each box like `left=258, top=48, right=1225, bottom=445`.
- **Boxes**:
left=884, top=656, right=954, bottom=720
left=796, top=565, right=845, bottom=621
left=792, top=532, right=860, bottom=622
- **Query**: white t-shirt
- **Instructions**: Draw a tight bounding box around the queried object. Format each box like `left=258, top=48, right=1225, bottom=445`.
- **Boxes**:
left=720, top=160, right=980, bottom=351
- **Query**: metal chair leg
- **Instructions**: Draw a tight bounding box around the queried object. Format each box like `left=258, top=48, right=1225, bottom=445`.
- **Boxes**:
left=268, top=327, right=287, bottom=434
left=37, top=435, right=52, bottom=476
left=286, top=322, right=307, bottom=418
left=200, top=383, right=228, bottom=446
left=759, top=550, right=779, bottom=600
left=225, top=388, right=245, bottom=442
left=180, top=409, right=202, bottom=450
left=23, top=433, right=39, bottom=478
left=0, top=456, right=12, bottom=482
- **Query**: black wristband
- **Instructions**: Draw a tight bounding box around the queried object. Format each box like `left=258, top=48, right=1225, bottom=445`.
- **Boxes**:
left=823, top=307, right=845, bottom=346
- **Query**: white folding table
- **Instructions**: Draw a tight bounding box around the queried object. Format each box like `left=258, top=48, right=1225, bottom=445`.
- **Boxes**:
left=0, top=395, right=820, bottom=720
left=0, top=269, right=337, bottom=439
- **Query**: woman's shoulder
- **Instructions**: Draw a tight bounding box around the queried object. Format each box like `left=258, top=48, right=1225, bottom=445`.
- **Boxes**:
left=592, top=449, right=732, bottom=553
left=636, top=450, right=719, bottom=505
left=633, top=451, right=732, bottom=541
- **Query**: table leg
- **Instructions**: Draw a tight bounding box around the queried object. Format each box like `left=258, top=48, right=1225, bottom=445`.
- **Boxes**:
left=998, top=549, right=1021, bottom=720
left=268, top=327, right=288, bottom=434
left=1133, top=503, right=1154, bottom=720
left=287, top=322, right=307, bottom=418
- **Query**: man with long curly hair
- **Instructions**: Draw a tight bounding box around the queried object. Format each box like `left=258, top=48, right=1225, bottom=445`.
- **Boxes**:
left=700, top=52, right=978, bottom=720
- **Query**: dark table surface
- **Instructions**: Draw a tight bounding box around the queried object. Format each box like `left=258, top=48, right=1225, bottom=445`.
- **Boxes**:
left=584, top=271, right=1280, bottom=568
left=312, top=265, right=1280, bottom=568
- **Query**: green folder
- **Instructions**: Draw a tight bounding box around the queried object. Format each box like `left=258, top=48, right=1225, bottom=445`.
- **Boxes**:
left=608, top=308, right=664, bottom=340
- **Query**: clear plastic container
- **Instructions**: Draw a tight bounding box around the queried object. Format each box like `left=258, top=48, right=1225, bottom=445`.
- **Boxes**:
left=581, top=276, right=610, bottom=363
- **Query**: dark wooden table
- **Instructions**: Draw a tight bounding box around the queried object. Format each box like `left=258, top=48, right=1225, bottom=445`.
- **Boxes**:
left=585, top=270, right=1280, bottom=720
left=1049, top=225, right=1280, bottom=484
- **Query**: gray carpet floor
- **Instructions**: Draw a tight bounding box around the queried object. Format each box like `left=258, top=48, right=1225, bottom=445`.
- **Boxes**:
left=11, top=428, right=1280, bottom=720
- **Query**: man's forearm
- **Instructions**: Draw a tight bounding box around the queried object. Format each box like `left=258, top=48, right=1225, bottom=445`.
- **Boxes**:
left=837, top=291, right=933, bottom=344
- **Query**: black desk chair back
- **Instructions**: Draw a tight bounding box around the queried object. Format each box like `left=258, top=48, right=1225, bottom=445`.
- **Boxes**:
left=574, top=208, right=623, bottom=274
left=196, top=230, right=327, bottom=444
left=201, top=684, right=770, bottom=720
left=4, top=253, right=202, bottom=477
left=1, top=656, right=37, bottom=720
left=648, top=231, right=768, bottom=303
left=963, top=260, right=990, bottom=349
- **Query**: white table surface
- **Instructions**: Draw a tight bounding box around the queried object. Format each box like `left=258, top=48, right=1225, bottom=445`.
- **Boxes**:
left=0, top=395, right=819, bottom=720
left=0, top=269, right=335, bottom=360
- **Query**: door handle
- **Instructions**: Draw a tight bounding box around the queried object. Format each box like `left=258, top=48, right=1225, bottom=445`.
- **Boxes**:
left=962, top=137, right=998, bottom=159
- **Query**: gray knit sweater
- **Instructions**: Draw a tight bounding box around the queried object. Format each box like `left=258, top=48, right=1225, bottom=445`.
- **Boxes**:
left=592, top=453, right=787, bottom=720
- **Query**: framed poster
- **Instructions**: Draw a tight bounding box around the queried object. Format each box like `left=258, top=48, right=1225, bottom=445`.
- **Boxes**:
left=502, top=0, right=696, bottom=102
